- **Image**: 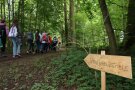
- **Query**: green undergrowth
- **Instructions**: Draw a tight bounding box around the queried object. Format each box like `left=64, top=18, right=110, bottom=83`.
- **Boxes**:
left=31, top=49, right=135, bottom=90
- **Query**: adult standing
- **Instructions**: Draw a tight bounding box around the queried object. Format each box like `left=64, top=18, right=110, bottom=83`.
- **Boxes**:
left=0, top=19, right=8, bottom=57
left=8, top=20, right=21, bottom=58
left=58, top=36, right=62, bottom=50
left=41, top=32, right=48, bottom=53
left=52, top=36, right=58, bottom=51
left=35, top=30, right=41, bottom=53
left=27, top=31, right=34, bottom=54
left=48, top=33, right=52, bottom=51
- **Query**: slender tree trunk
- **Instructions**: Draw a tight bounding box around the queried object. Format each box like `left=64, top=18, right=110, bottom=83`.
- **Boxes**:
left=35, top=1, right=39, bottom=30
left=124, top=0, right=135, bottom=50
left=12, top=0, right=14, bottom=20
left=43, top=14, right=46, bottom=30
left=61, top=26, right=64, bottom=43
left=20, top=0, right=25, bottom=32
left=3, top=0, right=5, bottom=18
left=18, top=0, right=21, bottom=21
left=64, top=0, right=68, bottom=45
left=8, top=0, right=11, bottom=28
left=43, top=6, right=47, bottom=31
left=1, top=1, right=3, bottom=18
left=38, top=16, right=41, bottom=31
left=20, top=0, right=23, bottom=31
left=98, top=0, right=117, bottom=54
left=69, top=0, right=75, bottom=42
left=22, top=0, right=25, bottom=31
left=29, top=12, right=32, bottom=31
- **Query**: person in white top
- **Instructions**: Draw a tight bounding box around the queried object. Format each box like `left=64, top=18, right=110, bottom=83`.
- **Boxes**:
left=9, top=20, right=21, bottom=58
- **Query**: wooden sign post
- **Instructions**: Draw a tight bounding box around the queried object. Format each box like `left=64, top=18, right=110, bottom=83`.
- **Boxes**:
left=101, top=51, right=106, bottom=90
left=84, top=50, right=132, bottom=90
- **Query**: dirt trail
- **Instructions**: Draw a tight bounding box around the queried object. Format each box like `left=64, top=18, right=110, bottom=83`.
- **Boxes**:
left=0, top=50, right=64, bottom=90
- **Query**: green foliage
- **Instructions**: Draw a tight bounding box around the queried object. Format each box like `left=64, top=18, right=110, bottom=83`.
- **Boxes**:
left=1, top=0, right=129, bottom=50
left=31, top=49, right=135, bottom=90
left=75, top=0, right=128, bottom=50
left=75, top=11, right=107, bottom=48
left=31, top=83, right=56, bottom=90
left=31, top=49, right=101, bottom=89
left=33, top=58, right=47, bottom=69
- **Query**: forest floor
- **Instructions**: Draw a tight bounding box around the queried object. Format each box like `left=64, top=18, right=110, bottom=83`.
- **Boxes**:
left=0, top=49, right=65, bottom=90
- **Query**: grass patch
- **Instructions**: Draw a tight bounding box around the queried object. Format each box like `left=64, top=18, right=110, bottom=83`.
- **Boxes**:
left=31, top=48, right=135, bottom=90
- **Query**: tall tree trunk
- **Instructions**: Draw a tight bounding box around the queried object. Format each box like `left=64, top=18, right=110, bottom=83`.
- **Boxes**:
left=20, top=0, right=25, bottom=32
left=98, top=0, right=117, bottom=54
left=12, top=0, right=14, bottom=20
left=8, top=0, right=11, bottom=28
left=64, top=0, right=68, bottom=45
left=43, top=15, right=46, bottom=31
left=61, top=26, right=64, bottom=43
left=69, top=0, right=75, bottom=42
left=18, top=0, right=21, bottom=21
left=29, top=12, right=32, bottom=31
left=20, top=0, right=23, bottom=31
left=38, top=16, right=41, bottom=31
left=1, top=1, right=3, bottom=18
left=43, top=6, right=46, bottom=31
left=3, top=0, right=5, bottom=18
left=22, top=0, right=25, bottom=31
left=35, top=1, right=39, bottom=30
left=124, top=0, right=135, bottom=50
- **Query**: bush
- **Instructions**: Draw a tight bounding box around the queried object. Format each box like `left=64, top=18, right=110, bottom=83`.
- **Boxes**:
left=31, top=48, right=135, bottom=90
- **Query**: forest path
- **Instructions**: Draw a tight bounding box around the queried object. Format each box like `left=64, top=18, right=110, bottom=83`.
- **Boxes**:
left=0, top=49, right=65, bottom=90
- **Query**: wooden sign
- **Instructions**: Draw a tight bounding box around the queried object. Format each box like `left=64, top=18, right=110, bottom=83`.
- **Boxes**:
left=84, top=52, right=132, bottom=79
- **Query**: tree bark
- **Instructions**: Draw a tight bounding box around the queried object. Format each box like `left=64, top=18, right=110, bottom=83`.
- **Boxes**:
left=38, top=17, right=41, bottom=31
left=8, top=0, right=11, bottom=28
left=18, top=0, right=21, bottom=21
left=124, top=0, right=135, bottom=49
left=35, top=1, right=39, bottom=30
left=69, top=0, right=75, bottom=43
left=22, top=0, right=25, bottom=31
left=29, top=11, right=32, bottom=31
left=64, top=0, right=68, bottom=45
left=3, top=0, right=5, bottom=18
left=44, top=15, right=46, bottom=31
left=12, top=0, right=14, bottom=20
left=1, top=1, right=3, bottom=18
left=98, top=0, right=117, bottom=54
left=16, top=0, right=25, bottom=31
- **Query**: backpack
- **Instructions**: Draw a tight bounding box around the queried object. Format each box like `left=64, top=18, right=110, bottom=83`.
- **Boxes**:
left=53, top=37, right=58, bottom=43
left=48, top=36, right=52, bottom=44
left=27, top=32, right=33, bottom=40
left=42, top=33, right=48, bottom=42
left=35, top=33, right=40, bottom=41
left=0, top=25, right=6, bottom=39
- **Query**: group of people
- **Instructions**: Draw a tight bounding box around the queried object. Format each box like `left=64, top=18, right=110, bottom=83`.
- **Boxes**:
left=0, top=18, right=61, bottom=58
left=26, top=31, right=60, bottom=54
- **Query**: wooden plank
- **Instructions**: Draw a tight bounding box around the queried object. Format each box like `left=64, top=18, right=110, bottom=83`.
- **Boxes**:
left=101, top=51, right=106, bottom=90
left=84, top=53, right=132, bottom=79
left=101, top=71, right=106, bottom=90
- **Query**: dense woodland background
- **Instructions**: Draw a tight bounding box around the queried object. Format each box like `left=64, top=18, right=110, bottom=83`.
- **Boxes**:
left=1, top=0, right=135, bottom=90
left=1, top=0, right=135, bottom=55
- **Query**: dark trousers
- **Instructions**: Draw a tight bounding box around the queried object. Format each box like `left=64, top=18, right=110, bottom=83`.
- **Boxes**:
left=52, top=42, right=57, bottom=51
left=48, top=43, right=52, bottom=50
left=0, top=38, right=6, bottom=54
left=35, top=40, right=41, bottom=53
left=27, top=39, right=34, bottom=52
left=41, top=43, right=48, bottom=53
